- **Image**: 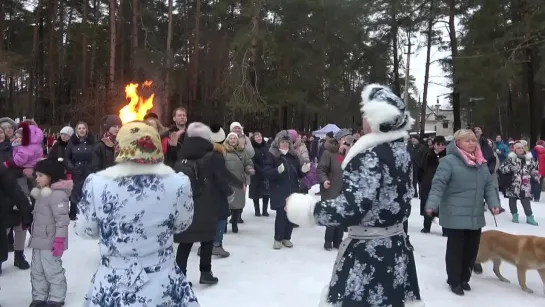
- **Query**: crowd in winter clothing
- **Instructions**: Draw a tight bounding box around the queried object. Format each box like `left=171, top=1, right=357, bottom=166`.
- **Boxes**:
left=1, top=82, right=543, bottom=306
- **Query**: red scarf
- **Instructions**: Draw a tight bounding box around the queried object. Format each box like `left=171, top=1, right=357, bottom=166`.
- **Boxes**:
left=103, top=131, right=119, bottom=153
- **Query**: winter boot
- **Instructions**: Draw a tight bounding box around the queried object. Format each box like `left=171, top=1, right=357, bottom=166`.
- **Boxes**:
left=526, top=215, right=539, bottom=226
left=420, top=228, right=430, bottom=233
left=324, top=241, right=333, bottom=251
left=14, top=250, right=30, bottom=270
left=212, top=245, right=230, bottom=258
left=44, top=302, right=64, bottom=307
left=273, top=240, right=282, bottom=249
left=511, top=213, right=519, bottom=223
left=238, top=211, right=244, bottom=224
left=254, top=204, right=261, bottom=217
left=199, top=271, right=219, bottom=285
left=7, top=243, right=14, bottom=252
left=231, top=213, right=239, bottom=233
left=460, top=282, right=471, bottom=291
left=28, top=301, right=47, bottom=307
left=449, top=284, right=464, bottom=296
left=281, top=240, right=293, bottom=248
left=262, top=201, right=269, bottom=216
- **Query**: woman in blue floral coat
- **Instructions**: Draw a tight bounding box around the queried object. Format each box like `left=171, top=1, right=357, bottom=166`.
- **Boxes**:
left=75, top=121, right=199, bottom=307
left=286, top=84, right=423, bottom=306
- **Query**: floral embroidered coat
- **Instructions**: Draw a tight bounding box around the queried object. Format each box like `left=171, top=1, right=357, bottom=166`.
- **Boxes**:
left=313, top=131, right=422, bottom=306
left=75, top=162, right=200, bottom=307
left=499, top=151, right=538, bottom=199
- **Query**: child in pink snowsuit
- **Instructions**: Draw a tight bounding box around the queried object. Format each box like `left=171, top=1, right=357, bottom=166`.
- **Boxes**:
left=3, top=122, right=44, bottom=194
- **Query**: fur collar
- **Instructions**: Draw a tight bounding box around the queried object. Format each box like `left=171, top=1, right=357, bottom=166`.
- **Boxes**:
left=341, top=130, right=409, bottom=169
left=97, top=162, right=175, bottom=179
left=31, top=180, right=73, bottom=198
left=213, top=143, right=225, bottom=153
left=508, top=151, right=533, bottom=161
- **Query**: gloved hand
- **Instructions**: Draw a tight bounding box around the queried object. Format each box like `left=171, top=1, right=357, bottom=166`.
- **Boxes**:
left=301, top=163, right=311, bottom=173
left=277, top=163, right=285, bottom=174
left=52, top=237, right=65, bottom=257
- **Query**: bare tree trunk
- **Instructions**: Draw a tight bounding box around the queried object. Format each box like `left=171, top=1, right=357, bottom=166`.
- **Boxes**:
left=448, top=0, right=461, bottom=131
left=131, top=0, right=139, bottom=79
left=47, top=0, right=58, bottom=122
left=189, top=0, right=201, bottom=112
left=0, top=1, right=5, bottom=52
left=164, top=0, right=173, bottom=124
left=81, top=0, right=88, bottom=93
left=249, top=0, right=260, bottom=89
left=117, top=0, right=124, bottom=85
left=108, top=0, right=117, bottom=91
left=89, top=0, right=99, bottom=89
left=420, top=0, right=434, bottom=136
left=390, top=4, right=401, bottom=96
left=29, top=0, right=44, bottom=117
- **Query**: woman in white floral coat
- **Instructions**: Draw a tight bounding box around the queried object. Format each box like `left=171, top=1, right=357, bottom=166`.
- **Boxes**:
left=75, top=121, right=199, bottom=307
left=286, top=84, right=423, bottom=306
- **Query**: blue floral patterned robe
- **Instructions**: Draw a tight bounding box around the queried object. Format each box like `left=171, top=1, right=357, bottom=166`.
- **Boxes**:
left=75, top=163, right=200, bottom=307
left=314, top=132, right=422, bottom=307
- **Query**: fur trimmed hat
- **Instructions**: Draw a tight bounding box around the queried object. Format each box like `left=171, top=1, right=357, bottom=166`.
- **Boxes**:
left=187, top=122, right=212, bottom=140
left=34, top=158, right=66, bottom=184
left=210, top=124, right=226, bottom=144
left=360, top=84, right=414, bottom=133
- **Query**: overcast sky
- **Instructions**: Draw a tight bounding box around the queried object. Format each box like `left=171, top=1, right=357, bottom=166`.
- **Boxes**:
left=410, top=19, right=455, bottom=107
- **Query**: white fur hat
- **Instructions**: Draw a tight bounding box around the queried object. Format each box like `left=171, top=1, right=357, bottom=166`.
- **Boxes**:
left=360, top=84, right=414, bottom=133
left=229, top=122, right=243, bottom=132
left=209, top=124, right=226, bottom=144
left=226, top=132, right=238, bottom=141
left=187, top=122, right=212, bottom=140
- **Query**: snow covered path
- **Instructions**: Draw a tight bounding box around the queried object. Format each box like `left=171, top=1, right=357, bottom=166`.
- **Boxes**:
left=1, top=191, right=544, bottom=306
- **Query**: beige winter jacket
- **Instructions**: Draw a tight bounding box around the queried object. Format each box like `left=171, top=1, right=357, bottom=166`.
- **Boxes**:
left=29, top=180, right=72, bottom=250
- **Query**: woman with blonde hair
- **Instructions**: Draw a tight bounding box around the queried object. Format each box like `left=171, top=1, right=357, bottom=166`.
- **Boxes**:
left=425, top=128, right=503, bottom=296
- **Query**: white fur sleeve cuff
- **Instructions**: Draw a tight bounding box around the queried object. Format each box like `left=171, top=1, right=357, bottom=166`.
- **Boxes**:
left=285, top=193, right=317, bottom=227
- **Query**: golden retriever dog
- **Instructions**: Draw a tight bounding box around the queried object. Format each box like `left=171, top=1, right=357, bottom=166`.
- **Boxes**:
left=473, top=230, right=545, bottom=294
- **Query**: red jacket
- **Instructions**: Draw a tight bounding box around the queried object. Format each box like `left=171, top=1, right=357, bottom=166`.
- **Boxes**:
left=161, top=136, right=169, bottom=154
left=534, top=145, right=545, bottom=177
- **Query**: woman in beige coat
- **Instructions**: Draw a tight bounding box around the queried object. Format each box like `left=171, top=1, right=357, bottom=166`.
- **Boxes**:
left=223, top=132, right=254, bottom=232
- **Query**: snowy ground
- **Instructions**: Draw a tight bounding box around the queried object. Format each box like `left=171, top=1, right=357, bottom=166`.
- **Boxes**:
left=1, top=186, right=545, bottom=306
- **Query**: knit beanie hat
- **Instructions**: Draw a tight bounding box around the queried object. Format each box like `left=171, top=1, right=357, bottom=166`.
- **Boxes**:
left=537, top=140, right=545, bottom=146
left=360, top=84, right=414, bottom=133
left=209, top=124, right=226, bottom=144
left=143, top=112, right=159, bottom=120
left=115, top=122, right=163, bottom=164
left=102, top=115, right=122, bottom=131
left=187, top=122, right=212, bottom=140
left=229, top=122, right=243, bottom=133
left=0, top=117, right=16, bottom=130
left=34, top=158, right=66, bottom=184
left=60, top=126, right=74, bottom=137
left=334, top=128, right=351, bottom=142
left=287, top=129, right=299, bottom=142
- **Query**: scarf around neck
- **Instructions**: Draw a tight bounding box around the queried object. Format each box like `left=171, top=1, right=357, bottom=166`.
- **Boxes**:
left=103, top=131, right=119, bottom=152
left=456, top=145, right=486, bottom=166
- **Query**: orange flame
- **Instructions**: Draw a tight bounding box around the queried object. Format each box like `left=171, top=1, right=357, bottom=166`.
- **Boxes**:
left=119, top=81, right=154, bottom=124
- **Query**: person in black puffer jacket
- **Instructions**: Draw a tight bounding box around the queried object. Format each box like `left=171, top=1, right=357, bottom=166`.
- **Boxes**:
left=48, top=126, right=73, bottom=162
left=90, top=115, right=121, bottom=173
left=66, top=122, right=95, bottom=220
left=473, top=125, right=497, bottom=174
left=249, top=132, right=270, bottom=216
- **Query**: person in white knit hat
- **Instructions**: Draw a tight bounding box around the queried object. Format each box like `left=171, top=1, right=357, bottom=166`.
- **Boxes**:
left=284, top=84, right=423, bottom=306
left=48, top=126, right=74, bottom=161
left=229, top=122, right=255, bottom=158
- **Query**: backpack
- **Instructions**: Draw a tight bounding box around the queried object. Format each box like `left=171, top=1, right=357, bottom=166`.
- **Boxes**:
left=175, top=155, right=210, bottom=197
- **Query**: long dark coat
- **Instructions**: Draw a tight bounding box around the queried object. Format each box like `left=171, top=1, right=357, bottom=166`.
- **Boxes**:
left=418, top=148, right=446, bottom=215
left=66, top=133, right=96, bottom=203
left=313, top=133, right=422, bottom=306
left=0, top=165, right=32, bottom=262
left=249, top=138, right=269, bottom=199
left=48, top=137, right=69, bottom=161
left=263, top=147, right=303, bottom=211
left=90, top=138, right=115, bottom=173
left=316, top=139, right=342, bottom=200
left=174, top=137, right=241, bottom=243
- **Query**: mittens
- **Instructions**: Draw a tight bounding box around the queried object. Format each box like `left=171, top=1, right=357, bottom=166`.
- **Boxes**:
left=278, top=163, right=285, bottom=174
left=52, top=237, right=65, bottom=257
left=301, top=163, right=311, bottom=173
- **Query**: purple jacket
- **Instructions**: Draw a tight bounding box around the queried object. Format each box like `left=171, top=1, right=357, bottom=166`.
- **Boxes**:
left=12, top=125, right=44, bottom=168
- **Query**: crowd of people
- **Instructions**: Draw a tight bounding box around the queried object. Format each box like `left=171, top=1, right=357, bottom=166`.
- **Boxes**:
left=0, top=82, right=541, bottom=306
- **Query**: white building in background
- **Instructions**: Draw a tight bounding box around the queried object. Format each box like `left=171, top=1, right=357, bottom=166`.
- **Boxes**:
left=423, top=104, right=466, bottom=137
